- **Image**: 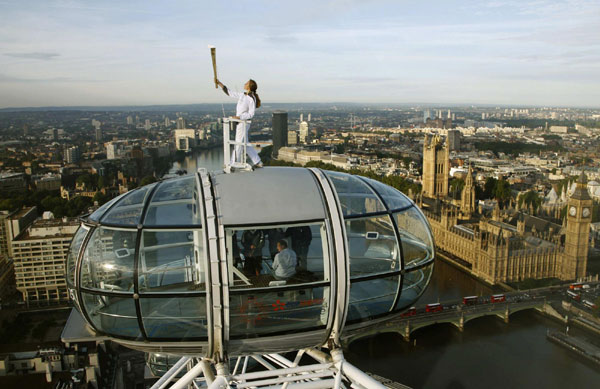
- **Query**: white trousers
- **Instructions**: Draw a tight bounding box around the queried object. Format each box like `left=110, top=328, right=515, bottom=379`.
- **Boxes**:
left=231, top=122, right=261, bottom=165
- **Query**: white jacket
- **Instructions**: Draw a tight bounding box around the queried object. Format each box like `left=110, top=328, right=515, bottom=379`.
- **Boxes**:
left=273, top=248, right=297, bottom=279
left=226, top=88, right=256, bottom=121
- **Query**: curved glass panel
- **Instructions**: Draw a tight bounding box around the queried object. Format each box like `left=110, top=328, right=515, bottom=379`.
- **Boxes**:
left=140, top=297, right=207, bottom=339
left=80, top=227, right=137, bottom=293
left=346, top=215, right=400, bottom=277
left=394, top=207, right=434, bottom=268
left=394, top=263, right=434, bottom=311
left=144, top=176, right=201, bottom=226
left=82, top=293, right=141, bottom=338
left=138, top=230, right=205, bottom=293
left=324, top=171, right=385, bottom=216
left=67, top=225, right=89, bottom=287
left=226, top=221, right=330, bottom=337
left=346, top=275, right=400, bottom=322
left=229, top=286, right=329, bottom=338
left=101, top=184, right=157, bottom=225
left=147, top=354, right=187, bottom=378
left=359, top=177, right=413, bottom=211
left=227, top=223, right=329, bottom=288
left=89, top=194, right=124, bottom=222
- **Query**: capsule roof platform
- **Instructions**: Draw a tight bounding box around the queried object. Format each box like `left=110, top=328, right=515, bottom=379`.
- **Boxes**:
left=65, top=167, right=434, bottom=358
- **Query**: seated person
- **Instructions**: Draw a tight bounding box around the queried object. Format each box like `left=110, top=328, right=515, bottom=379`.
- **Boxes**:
left=272, top=240, right=297, bottom=281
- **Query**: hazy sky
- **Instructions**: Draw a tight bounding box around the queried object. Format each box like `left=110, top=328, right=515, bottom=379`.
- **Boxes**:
left=1, top=0, right=599, bottom=108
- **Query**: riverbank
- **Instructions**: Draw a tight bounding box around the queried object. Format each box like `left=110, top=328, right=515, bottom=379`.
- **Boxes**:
left=547, top=330, right=600, bottom=368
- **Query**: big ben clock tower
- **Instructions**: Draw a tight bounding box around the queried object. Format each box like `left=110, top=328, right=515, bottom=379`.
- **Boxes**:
left=562, top=171, right=592, bottom=280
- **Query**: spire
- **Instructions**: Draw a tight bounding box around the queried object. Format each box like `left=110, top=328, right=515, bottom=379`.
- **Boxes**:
left=465, top=164, right=474, bottom=186
left=571, top=170, right=591, bottom=200
left=493, top=202, right=501, bottom=221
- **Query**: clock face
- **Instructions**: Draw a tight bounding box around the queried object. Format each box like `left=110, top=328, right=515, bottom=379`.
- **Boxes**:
left=582, top=208, right=590, bottom=218
left=569, top=206, right=577, bottom=217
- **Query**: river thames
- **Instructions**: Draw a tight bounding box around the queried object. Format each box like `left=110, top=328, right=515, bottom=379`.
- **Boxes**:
left=174, top=149, right=600, bottom=388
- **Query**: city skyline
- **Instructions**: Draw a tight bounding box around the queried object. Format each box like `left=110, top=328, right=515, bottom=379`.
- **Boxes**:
left=1, top=0, right=599, bottom=108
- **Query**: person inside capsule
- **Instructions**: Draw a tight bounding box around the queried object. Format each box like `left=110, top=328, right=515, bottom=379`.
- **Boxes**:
left=272, top=240, right=297, bottom=281
left=241, top=229, right=264, bottom=276
left=285, top=225, right=312, bottom=272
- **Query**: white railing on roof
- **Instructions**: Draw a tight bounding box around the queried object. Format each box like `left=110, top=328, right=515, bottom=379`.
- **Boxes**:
left=223, top=118, right=253, bottom=173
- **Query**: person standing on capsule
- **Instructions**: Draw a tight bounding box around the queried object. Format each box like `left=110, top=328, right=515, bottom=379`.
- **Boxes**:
left=216, top=79, right=263, bottom=168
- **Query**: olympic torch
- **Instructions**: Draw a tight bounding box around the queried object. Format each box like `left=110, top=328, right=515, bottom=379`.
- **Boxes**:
left=209, top=45, right=218, bottom=88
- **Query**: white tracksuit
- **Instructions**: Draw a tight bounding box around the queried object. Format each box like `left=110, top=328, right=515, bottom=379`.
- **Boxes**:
left=226, top=88, right=261, bottom=165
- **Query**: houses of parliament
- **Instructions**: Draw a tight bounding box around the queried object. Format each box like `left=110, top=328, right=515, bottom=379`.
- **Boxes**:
left=416, top=135, right=592, bottom=284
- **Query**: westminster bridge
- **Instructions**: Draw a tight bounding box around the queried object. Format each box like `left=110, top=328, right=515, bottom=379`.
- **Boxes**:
left=341, top=287, right=574, bottom=346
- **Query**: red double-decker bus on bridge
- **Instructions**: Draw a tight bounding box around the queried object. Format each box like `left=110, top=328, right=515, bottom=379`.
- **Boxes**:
left=490, top=294, right=506, bottom=303
left=426, top=303, right=443, bottom=313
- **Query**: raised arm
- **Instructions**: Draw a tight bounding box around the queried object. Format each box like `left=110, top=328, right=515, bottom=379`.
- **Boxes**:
left=216, top=79, right=244, bottom=99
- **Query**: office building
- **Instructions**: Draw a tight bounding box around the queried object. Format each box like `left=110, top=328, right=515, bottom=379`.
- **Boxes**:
left=106, top=142, right=121, bottom=160
left=0, top=173, right=27, bottom=193
left=0, top=207, right=38, bottom=258
left=11, top=217, right=79, bottom=304
left=447, top=130, right=461, bottom=151
left=288, top=130, right=298, bottom=145
left=0, top=207, right=37, bottom=302
left=299, top=121, right=310, bottom=144
left=272, top=111, right=288, bottom=157
left=174, top=129, right=197, bottom=152
left=33, top=174, right=62, bottom=192
left=176, top=117, right=186, bottom=130
left=95, top=127, right=102, bottom=142
left=64, top=146, right=81, bottom=164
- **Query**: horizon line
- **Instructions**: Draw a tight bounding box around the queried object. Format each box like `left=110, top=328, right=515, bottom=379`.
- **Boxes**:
left=1, top=101, right=599, bottom=112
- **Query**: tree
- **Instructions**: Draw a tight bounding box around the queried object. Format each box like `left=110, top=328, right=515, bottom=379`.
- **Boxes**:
left=259, top=145, right=273, bottom=163
left=93, top=191, right=109, bottom=206
left=97, top=176, right=107, bottom=189
left=483, top=177, right=497, bottom=199
left=140, top=176, right=157, bottom=186
left=519, top=190, right=542, bottom=213
left=494, top=180, right=512, bottom=206
left=450, top=178, right=465, bottom=200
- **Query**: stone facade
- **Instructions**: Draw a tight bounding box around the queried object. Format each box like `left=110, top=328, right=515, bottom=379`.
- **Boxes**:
left=419, top=138, right=591, bottom=283
left=422, top=135, right=449, bottom=198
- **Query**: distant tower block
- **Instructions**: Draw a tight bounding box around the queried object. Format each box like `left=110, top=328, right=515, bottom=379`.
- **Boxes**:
left=308, top=113, right=311, bottom=122
left=299, top=121, right=309, bottom=144
left=272, top=111, right=288, bottom=157
left=176, top=117, right=186, bottom=130
left=422, top=135, right=449, bottom=198
left=447, top=129, right=461, bottom=151
left=562, top=172, right=592, bottom=280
